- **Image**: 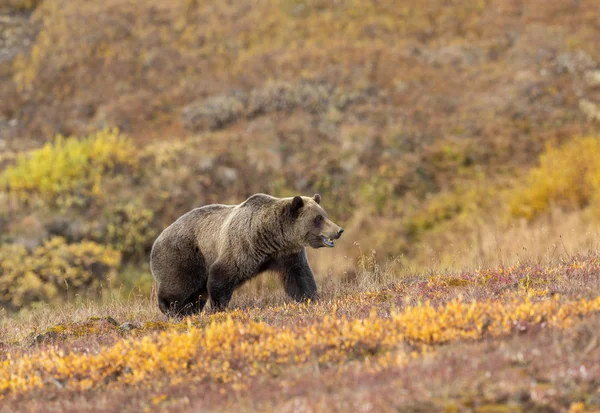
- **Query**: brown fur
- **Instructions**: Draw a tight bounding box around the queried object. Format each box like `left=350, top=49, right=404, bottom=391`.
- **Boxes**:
left=150, top=193, right=343, bottom=315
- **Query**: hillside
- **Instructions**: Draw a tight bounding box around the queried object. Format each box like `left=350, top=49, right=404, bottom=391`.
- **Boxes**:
left=1, top=2, right=600, bottom=301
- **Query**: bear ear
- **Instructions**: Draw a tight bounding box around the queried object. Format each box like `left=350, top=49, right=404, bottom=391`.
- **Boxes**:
left=290, top=196, right=304, bottom=216
left=313, top=193, right=321, bottom=204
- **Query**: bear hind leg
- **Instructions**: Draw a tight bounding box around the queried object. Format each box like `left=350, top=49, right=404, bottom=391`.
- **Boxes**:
left=207, top=262, right=237, bottom=312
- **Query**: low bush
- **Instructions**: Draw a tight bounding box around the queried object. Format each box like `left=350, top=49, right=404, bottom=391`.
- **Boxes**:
left=0, top=129, right=137, bottom=207
left=182, top=81, right=369, bottom=132
left=103, top=202, right=157, bottom=259
left=0, top=0, right=42, bottom=12
left=0, top=237, right=121, bottom=310
left=509, top=137, right=600, bottom=220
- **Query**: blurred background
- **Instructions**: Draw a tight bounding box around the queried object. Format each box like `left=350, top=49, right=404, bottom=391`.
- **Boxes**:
left=1, top=0, right=599, bottom=312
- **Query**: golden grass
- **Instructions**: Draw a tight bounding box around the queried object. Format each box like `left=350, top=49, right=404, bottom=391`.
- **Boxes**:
left=2, top=293, right=599, bottom=398
left=1, top=253, right=599, bottom=411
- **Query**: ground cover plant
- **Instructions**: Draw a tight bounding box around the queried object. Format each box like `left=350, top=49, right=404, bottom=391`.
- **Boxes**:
left=1, top=255, right=600, bottom=412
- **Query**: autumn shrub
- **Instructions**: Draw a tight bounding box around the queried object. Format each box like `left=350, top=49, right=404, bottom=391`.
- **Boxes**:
left=0, top=129, right=137, bottom=207
left=102, top=202, right=157, bottom=258
left=0, top=237, right=121, bottom=310
left=182, top=81, right=369, bottom=132
left=403, top=192, right=464, bottom=240
left=509, top=137, right=600, bottom=220
left=246, top=81, right=332, bottom=115
left=1, top=0, right=42, bottom=12
left=2, top=293, right=599, bottom=397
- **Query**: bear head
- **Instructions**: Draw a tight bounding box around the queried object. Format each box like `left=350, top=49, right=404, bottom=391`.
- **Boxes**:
left=287, top=193, right=344, bottom=249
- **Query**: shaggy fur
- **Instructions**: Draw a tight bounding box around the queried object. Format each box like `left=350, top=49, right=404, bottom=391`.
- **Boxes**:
left=150, top=193, right=343, bottom=315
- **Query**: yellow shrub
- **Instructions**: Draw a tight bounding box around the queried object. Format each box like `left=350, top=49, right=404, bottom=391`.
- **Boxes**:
left=0, top=129, right=137, bottom=206
left=1, top=294, right=599, bottom=396
left=509, top=137, right=600, bottom=220
left=104, top=203, right=157, bottom=257
left=1, top=0, right=42, bottom=12
left=0, top=237, right=121, bottom=310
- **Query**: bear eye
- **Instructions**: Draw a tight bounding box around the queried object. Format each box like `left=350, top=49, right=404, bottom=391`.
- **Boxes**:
left=315, top=215, right=324, bottom=225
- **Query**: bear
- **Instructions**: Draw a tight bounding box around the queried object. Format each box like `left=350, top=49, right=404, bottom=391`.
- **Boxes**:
left=150, top=193, right=344, bottom=316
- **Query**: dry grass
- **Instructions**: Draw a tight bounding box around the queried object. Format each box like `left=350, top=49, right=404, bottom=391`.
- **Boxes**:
left=1, top=253, right=600, bottom=412
left=415, top=210, right=600, bottom=270
left=2, top=0, right=600, bottom=311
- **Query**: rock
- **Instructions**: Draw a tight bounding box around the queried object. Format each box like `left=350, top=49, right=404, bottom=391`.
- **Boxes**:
left=182, top=92, right=246, bottom=131
left=555, top=50, right=596, bottom=74
left=118, top=322, right=139, bottom=331
left=584, top=70, right=600, bottom=87
left=33, top=330, right=59, bottom=345
left=580, top=99, right=600, bottom=122
left=215, top=166, right=238, bottom=185
left=422, top=45, right=483, bottom=67
left=198, top=155, right=215, bottom=171
left=104, top=316, right=119, bottom=326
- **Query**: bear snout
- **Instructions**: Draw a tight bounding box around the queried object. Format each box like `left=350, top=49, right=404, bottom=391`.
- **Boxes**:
left=319, top=223, right=344, bottom=248
left=327, top=228, right=344, bottom=240
left=328, top=225, right=344, bottom=240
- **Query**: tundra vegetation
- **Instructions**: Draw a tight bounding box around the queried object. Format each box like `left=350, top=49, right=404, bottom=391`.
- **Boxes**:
left=1, top=0, right=600, bottom=411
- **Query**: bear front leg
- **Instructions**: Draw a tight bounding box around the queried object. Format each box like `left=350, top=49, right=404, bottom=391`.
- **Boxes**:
left=275, top=249, right=318, bottom=302
left=207, top=262, right=237, bottom=312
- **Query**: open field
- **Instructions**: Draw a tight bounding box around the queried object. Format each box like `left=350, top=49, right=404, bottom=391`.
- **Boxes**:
left=2, top=255, right=600, bottom=412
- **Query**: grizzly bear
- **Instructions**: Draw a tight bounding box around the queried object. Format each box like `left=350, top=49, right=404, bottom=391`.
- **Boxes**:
left=150, top=193, right=344, bottom=316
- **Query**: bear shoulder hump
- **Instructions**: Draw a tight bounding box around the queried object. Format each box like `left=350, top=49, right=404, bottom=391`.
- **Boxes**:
left=240, top=193, right=277, bottom=207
